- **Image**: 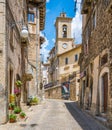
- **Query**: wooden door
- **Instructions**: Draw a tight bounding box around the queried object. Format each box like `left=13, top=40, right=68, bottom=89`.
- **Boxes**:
left=103, top=73, right=108, bottom=113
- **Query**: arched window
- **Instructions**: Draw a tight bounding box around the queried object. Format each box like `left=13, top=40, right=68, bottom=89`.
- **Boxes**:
left=75, top=54, right=78, bottom=62
left=65, top=57, right=68, bottom=65
left=62, top=25, right=67, bottom=38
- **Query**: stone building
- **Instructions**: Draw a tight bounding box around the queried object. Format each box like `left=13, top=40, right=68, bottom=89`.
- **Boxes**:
left=0, top=0, right=46, bottom=124
left=45, top=12, right=81, bottom=101
left=42, top=62, right=50, bottom=86
left=27, top=0, right=46, bottom=99
left=57, top=45, right=81, bottom=101
left=0, top=0, right=28, bottom=124
left=79, top=0, right=112, bottom=124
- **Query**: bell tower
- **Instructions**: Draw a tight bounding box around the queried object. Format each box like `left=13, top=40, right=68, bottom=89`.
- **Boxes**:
left=55, top=12, right=74, bottom=54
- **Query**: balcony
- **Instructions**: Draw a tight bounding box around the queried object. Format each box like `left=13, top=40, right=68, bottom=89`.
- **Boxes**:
left=23, top=68, right=33, bottom=81
left=27, top=0, right=46, bottom=30
left=81, top=0, right=91, bottom=14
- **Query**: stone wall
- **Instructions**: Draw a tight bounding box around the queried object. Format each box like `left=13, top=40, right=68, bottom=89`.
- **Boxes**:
left=80, top=0, right=112, bottom=122
left=45, top=85, right=62, bottom=99
left=0, top=0, right=27, bottom=124
left=69, top=79, right=76, bottom=101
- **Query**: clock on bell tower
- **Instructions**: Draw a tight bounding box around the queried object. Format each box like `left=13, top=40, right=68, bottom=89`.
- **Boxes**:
left=55, top=12, right=74, bottom=55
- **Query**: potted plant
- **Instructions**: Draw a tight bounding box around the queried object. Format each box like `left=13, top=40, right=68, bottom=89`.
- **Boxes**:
left=9, top=103, right=15, bottom=110
left=19, top=112, right=26, bottom=119
left=10, top=94, right=15, bottom=103
left=14, top=88, right=21, bottom=96
left=31, top=96, right=38, bottom=105
left=15, top=80, right=22, bottom=87
left=9, top=114, right=17, bottom=123
left=14, top=107, right=21, bottom=114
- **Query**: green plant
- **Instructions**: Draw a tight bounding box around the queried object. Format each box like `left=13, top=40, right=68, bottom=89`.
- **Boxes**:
left=9, top=103, right=15, bottom=110
left=9, top=114, right=17, bottom=123
left=10, top=94, right=16, bottom=103
left=14, top=107, right=21, bottom=114
left=15, top=80, right=22, bottom=87
left=20, top=112, right=26, bottom=118
left=30, top=96, right=38, bottom=105
left=31, top=97, right=38, bottom=103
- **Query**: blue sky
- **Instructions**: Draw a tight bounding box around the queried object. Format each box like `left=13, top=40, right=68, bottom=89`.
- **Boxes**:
left=41, top=0, right=82, bottom=62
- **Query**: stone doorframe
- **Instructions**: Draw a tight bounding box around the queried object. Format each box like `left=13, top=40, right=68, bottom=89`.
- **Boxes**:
left=99, top=67, right=109, bottom=113
left=7, top=62, right=15, bottom=104
left=81, top=77, right=86, bottom=107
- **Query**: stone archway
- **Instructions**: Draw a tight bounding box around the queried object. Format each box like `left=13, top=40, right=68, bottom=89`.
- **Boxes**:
left=99, top=67, right=109, bottom=113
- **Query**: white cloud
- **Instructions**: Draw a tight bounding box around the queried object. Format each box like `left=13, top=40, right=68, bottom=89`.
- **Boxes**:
left=52, top=38, right=55, bottom=43
left=40, top=32, right=50, bottom=63
left=72, top=0, right=82, bottom=44
left=46, top=0, right=50, bottom=3
left=74, top=0, right=81, bottom=2
left=46, top=9, right=50, bottom=13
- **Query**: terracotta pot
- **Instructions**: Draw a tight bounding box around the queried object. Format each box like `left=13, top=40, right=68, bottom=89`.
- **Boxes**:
left=9, top=119, right=16, bottom=123
left=20, top=116, right=25, bottom=119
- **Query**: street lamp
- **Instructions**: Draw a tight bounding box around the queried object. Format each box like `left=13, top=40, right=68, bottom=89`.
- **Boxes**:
left=20, top=26, right=29, bottom=39
left=9, top=21, right=29, bottom=40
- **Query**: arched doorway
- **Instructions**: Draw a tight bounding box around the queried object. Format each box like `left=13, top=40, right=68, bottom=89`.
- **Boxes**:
left=102, top=73, right=108, bottom=112
left=99, top=67, right=109, bottom=113
left=89, top=77, right=93, bottom=108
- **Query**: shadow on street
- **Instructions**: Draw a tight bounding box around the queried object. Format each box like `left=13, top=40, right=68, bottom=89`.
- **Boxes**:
left=64, top=101, right=108, bottom=130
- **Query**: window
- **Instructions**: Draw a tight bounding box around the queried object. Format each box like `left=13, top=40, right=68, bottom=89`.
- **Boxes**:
left=84, top=42, right=88, bottom=55
left=93, top=11, right=96, bottom=29
left=84, top=28, right=89, bottom=55
left=90, top=63, right=93, bottom=73
left=101, top=54, right=108, bottom=66
left=10, top=27, right=14, bottom=51
left=28, top=13, right=34, bottom=22
left=62, top=25, right=67, bottom=38
left=65, top=57, right=68, bottom=65
left=75, top=54, right=78, bottom=62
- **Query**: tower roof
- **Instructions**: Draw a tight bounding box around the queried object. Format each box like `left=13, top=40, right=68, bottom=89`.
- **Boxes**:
left=55, top=12, right=72, bottom=27
left=60, top=12, right=66, bottom=18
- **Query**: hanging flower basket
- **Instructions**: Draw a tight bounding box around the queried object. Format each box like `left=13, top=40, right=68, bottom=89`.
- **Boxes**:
left=14, top=88, right=21, bottom=96
left=15, top=80, right=22, bottom=87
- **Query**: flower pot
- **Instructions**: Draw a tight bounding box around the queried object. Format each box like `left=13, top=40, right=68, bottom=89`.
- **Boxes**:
left=20, top=116, right=25, bottom=119
left=9, top=119, right=16, bottom=123
left=9, top=107, right=14, bottom=110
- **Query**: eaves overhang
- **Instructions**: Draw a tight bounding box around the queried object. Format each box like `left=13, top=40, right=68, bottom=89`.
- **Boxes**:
left=27, top=0, right=46, bottom=30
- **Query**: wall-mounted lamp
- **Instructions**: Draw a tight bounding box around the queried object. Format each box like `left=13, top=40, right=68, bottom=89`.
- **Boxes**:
left=20, top=26, right=29, bottom=39
left=9, top=21, right=29, bottom=44
left=20, top=25, right=29, bottom=45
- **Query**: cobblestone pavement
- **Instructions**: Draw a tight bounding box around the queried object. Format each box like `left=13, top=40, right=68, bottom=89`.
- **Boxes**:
left=0, top=99, right=110, bottom=130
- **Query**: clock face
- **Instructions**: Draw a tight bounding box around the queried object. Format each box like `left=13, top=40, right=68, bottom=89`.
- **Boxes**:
left=62, top=43, right=67, bottom=49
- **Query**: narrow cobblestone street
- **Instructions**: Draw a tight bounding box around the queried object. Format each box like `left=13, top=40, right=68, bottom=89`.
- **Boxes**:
left=0, top=99, right=110, bottom=130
